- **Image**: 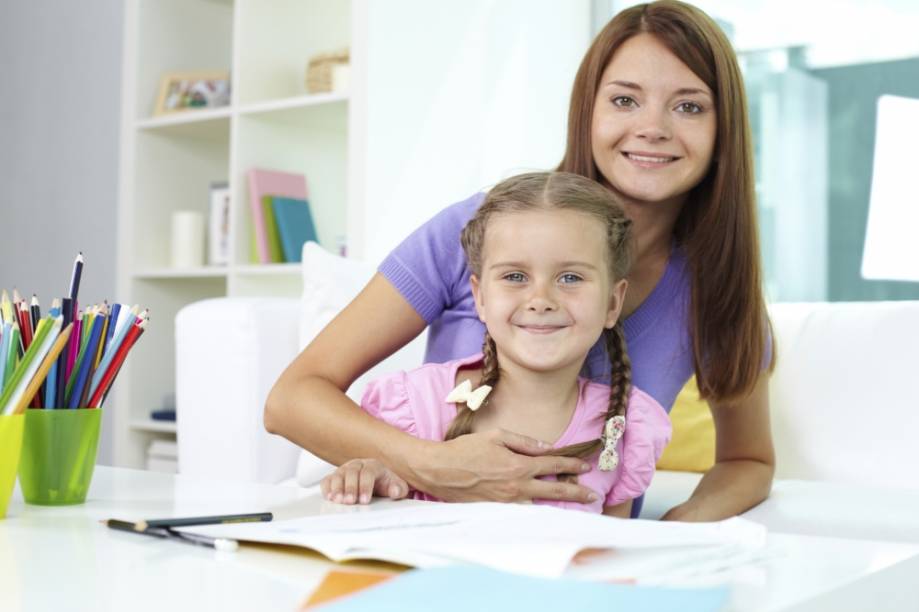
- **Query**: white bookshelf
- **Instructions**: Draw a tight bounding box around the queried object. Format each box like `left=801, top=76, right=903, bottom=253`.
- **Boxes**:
left=113, top=0, right=592, bottom=471
left=114, top=0, right=353, bottom=469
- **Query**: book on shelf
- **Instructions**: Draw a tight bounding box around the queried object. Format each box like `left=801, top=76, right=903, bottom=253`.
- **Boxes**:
left=247, top=168, right=308, bottom=264
left=261, top=196, right=285, bottom=263
left=271, top=197, right=318, bottom=263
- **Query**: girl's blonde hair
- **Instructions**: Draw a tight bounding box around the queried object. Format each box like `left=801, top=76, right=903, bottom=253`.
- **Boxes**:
left=446, top=172, right=633, bottom=478
left=558, top=0, right=775, bottom=401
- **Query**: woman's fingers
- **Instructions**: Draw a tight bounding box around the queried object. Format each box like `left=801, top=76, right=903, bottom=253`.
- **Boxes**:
left=494, top=429, right=554, bottom=457
left=519, top=476, right=600, bottom=505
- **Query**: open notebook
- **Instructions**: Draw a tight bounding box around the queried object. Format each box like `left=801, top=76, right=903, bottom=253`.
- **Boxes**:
left=186, top=500, right=766, bottom=578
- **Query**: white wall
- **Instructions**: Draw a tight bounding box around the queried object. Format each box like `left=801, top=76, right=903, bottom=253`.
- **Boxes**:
left=349, top=0, right=593, bottom=263
left=0, top=0, right=123, bottom=463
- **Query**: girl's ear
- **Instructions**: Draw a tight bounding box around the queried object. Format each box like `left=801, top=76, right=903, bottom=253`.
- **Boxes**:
left=605, top=278, right=628, bottom=329
left=470, top=274, right=486, bottom=323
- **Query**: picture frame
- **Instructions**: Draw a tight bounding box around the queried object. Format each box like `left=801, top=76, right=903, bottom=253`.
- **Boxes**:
left=207, top=181, right=231, bottom=266
left=153, top=71, right=231, bottom=116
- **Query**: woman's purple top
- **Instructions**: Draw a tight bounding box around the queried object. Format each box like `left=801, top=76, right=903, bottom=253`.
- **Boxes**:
left=377, top=192, right=695, bottom=517
left=378, top=192, right=695, bottom=411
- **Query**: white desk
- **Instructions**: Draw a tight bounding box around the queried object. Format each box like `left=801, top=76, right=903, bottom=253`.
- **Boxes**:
left=3, top=467, right=918, bottom=612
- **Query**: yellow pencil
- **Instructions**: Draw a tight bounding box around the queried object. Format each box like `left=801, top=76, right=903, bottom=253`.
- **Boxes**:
left=12, top=323, right=74, bottom=416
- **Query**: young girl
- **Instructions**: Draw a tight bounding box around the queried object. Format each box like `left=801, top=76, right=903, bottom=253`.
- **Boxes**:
left=320, top=172, right=671, bottom=516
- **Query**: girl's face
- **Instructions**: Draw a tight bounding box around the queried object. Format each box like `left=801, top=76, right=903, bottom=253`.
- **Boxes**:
left=470, top=209, right=627, bottom=374
left=591, top=33, right=717, bottom=212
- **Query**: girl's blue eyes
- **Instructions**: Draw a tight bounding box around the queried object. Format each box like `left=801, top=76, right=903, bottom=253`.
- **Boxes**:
left=610, top=96, right=705, bottom=114
left=500, top=273, right=583, bottom=284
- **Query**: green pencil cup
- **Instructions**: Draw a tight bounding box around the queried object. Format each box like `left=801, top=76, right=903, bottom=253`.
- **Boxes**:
left=0, top=414, right=25, bottom=518
left=18, top=408, right=102, bottom=506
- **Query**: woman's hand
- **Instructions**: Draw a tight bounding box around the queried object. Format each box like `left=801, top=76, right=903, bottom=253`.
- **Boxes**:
left=321, top=458, right=410, bottom=505
left=406, top=429, right=599, bottom=504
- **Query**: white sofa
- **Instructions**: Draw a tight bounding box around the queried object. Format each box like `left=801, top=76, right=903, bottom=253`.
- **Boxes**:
left=176, top=243, right=919, bottom=542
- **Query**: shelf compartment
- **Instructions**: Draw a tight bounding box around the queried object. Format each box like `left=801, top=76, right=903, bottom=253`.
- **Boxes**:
left=134, top=267, right=230, bottom=280
left=130, top=419, right=177, bottom=434
left=234, top=0, right=350, bottom=105
left=233, top=263, right=301, bottom=276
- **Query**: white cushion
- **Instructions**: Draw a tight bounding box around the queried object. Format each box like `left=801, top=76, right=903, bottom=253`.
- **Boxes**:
left=768, top=301, right=919, bottom=488
left=176, top=297, right=302, bottom=483
left=295, top=242, right=427, bottom=486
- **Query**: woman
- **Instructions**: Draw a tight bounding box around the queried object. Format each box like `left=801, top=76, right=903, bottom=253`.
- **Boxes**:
left=265, top=0, right=775, bottom=521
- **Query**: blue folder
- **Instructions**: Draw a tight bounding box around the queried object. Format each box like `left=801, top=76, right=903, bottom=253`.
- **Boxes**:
left=270, top=197, right=317, bottom=263
left=319, top=565, right=729, bottom=611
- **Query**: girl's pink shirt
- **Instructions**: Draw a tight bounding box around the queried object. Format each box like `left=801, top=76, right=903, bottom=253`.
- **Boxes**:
left=360, top=354, right=672, bottom=513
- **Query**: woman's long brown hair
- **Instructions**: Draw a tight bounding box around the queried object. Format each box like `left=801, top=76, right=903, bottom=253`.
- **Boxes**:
left=557, top=0, right=774, bottom=403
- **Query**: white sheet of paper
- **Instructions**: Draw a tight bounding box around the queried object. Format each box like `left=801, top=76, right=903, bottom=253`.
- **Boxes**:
left=188, top=501, right=766, bottom=578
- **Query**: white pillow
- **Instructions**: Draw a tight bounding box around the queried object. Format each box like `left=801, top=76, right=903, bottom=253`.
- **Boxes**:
left=295, top=242, right=427, bottom=486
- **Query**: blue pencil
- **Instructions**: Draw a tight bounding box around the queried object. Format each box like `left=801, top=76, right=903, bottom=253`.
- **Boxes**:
left=0, top=322, right=11, bottom=397
left=68, top=310, right=105, bottom=409
left=88, top=309, right=137, bottom=402
left=44, top=301, right=62, bottom=409
left=103, top=302, right=122, bottom=356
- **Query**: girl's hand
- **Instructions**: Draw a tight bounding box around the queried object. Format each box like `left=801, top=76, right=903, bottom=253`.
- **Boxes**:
left=408, top=429, right=599, bottom=504
left=321, top=458, right=410, bottom=505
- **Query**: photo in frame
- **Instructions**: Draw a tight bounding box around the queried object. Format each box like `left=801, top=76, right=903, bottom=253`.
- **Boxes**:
left=153, top=72, right=231, bottom=116
left=208, top=181, right=230, bottom=266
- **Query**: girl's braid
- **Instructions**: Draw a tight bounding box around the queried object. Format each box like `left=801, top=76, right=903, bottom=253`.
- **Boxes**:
left=444, top=332, right=501, bottom=441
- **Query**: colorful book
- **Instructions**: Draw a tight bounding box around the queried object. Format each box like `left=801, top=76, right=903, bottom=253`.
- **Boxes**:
left=246, top=169, right=308, bottom=264
left=261, top=196, right=285, bottom=263
left=271, top=197, right=318, bottom=263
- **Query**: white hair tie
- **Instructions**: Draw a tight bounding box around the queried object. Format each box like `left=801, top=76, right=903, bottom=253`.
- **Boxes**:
left=598, top=415, right=626, bottom=471
left=445, top=379, right=492, bottom=411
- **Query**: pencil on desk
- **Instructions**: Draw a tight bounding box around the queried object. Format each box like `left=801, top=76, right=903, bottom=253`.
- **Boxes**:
left=137, top=511, right=273, bottom=530
left=11, top=322, right=72, bottom=416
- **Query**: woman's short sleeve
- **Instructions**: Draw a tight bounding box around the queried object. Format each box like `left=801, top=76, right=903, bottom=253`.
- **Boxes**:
left=360, top=371, right=418, bottom=437
left=377, top=193, right=483, bottom=323
left=605, top=388, right=672, bottom=507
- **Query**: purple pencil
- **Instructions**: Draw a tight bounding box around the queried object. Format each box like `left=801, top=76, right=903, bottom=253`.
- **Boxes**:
left=65, top=311, right=83, bottom=384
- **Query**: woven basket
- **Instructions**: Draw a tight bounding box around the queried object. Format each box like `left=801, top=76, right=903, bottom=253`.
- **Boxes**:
left=306, top=49, right=350, bottom=94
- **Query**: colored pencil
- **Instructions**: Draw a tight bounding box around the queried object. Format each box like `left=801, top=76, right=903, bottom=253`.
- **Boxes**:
left=0, top=316, right=57, bottom=415
left=3, top=324, right=19, bottom=390
left=0, top=290, right=12, bottom=325
left=138, top=512, right=272, bottom=530
left=18, top=301, right=33, bottom=351
left=10, top=322, right=72, bottom=416
left=67, top=309, right=105, bottom=409
left=80, top=304, right=108, bottom=407
left=69, top=252, right=84, bottom=302
left=64, top=311, right=83, bottom=395
left=30, top=295, right=40, bottom=331
left=104, top=302, right=122, bottom=355
left=88, top=310, right=139, bottom=401
left=88, top=318, right=146, bottom=408
left=93, top=303, right=110, bottom=369
left=54, top=297, right=73, bottom=407
left=0, top=322, right=11, bottom=396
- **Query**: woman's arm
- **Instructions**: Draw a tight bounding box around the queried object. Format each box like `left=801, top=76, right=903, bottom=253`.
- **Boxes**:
left=264, top=273, right=599, bottom=504
left=660, top=373, right=775, bottom=522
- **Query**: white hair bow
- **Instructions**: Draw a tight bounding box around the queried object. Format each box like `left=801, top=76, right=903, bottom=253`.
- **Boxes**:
left=598, top=415, right=626, bottom=471
left=445, top=379, right=492, bottom=411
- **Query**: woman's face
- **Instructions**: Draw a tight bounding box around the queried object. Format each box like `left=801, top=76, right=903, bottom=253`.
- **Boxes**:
left=591, top=33, right=717, bottom=211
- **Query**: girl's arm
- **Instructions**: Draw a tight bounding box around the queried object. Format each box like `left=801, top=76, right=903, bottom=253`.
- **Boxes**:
left=602, top=500, right=633, bottom=519
left=660, top=373, right=775, bottom=522
left=264, top=274, right=599, bottom=504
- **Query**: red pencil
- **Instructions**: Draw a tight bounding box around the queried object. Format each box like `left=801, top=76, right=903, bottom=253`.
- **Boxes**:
left=18, top=301, right=33, bottom=351
left=87, top=318, right=147, bottom=408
